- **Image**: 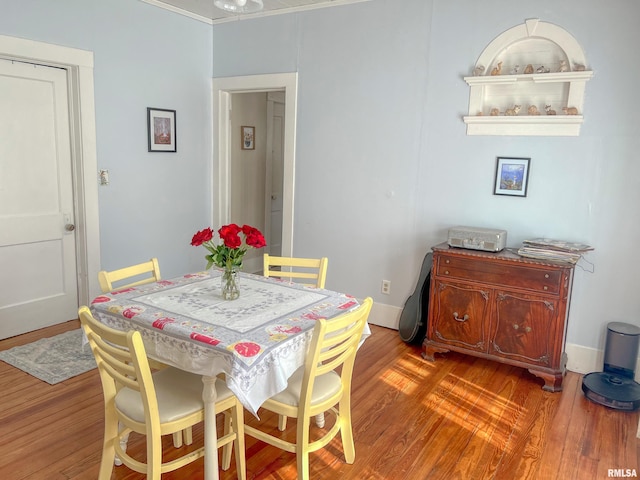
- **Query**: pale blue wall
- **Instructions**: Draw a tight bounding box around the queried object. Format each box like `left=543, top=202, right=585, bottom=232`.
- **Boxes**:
left=2, top=0, right=638, bottom=353
left=213, top=0, right=640, bottom=351
left=0, top=0, right=213, bottom=278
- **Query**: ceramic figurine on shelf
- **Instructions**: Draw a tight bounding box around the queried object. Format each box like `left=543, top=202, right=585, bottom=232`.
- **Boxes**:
left=562, top=106, right=579, bottom=115
left=490, top=107, right=500, bottom=116
left=473, top=65, right=485, bottom=76
left=490, top=61, right=503, bottom=76
left=510, top=65, right=520, bottom=74
left=524, top=64, right=534, bottom=74
left=527, top=105, right=541, bottom=116
left=545, top=105, right=557, bottom=115
left=573, top=63, right=586, bottom=71
left=558, top=60, right=569, bottom=72
left=536, top=65, right=550, bottom=73
left=505, top=105, right=521, bottom=116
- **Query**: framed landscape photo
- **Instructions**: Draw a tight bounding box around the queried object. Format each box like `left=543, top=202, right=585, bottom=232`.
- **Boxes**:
left=147, top=108, right=176, bottom=152
left=494, top=156, right=530, bottom=197
left=241, top=126, right=255, bottom=150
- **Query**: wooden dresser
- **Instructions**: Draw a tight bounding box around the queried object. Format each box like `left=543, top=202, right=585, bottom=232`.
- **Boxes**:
left=422, top=243, right=575, bottom=392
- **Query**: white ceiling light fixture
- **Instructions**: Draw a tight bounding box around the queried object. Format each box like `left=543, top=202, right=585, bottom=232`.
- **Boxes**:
left=213, top=0, right=263, bottom=14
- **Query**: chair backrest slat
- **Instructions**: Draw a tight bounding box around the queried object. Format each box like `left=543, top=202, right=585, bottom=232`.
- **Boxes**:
left=79, top=306, right=155, bottom=408
left=263, top=254, right=328, bottom=288
left=98, top=258, right=161, bottom=293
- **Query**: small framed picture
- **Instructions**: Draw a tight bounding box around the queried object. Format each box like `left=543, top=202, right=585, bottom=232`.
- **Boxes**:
left=147, top=108, right=176, bottom=152
left=241, top=126, right=255, bottom=150
left=494, top=157, right=530, bottom=197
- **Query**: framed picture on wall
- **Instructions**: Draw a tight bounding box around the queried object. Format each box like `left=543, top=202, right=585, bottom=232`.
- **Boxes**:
left=493, top=157, right=530, bottom=197
left=147, top=108, right=176, bottom=152
left=241, top=126, right=255, bottom=150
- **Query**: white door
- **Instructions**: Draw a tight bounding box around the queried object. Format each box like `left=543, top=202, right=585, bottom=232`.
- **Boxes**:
left=266, top=97, right=284, bottom=256
left=0, top=58, right=78, bottom=339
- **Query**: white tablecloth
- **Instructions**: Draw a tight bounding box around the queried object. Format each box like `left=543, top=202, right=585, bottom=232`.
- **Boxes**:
left=90, top=269, right=369, bottom=416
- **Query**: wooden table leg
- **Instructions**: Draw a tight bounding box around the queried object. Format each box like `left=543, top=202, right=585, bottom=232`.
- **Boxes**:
left=202, top=375, right=219, bottom=480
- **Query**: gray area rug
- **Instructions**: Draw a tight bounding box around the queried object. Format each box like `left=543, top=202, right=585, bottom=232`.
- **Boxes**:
left=0, top=329, right=96, bottom=384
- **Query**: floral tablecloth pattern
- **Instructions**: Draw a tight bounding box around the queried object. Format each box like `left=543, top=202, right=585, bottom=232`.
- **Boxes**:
left=90, top=269, right=365, bottom=416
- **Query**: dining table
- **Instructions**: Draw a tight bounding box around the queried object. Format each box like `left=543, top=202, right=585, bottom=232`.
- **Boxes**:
left=89, top=268, right=370, bottom=480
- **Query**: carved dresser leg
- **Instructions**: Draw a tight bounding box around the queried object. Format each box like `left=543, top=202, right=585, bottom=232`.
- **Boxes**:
left=529, top=369, right=565, bottom=392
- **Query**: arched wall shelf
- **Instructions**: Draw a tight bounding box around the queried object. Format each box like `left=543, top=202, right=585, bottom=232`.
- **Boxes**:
left=463, top=19, right=593, bottom=136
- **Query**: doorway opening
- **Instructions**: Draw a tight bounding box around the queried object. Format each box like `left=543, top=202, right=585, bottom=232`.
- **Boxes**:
left=228, top=91, right=285, bottom=269
left=212, top=73, right=298, bottom=272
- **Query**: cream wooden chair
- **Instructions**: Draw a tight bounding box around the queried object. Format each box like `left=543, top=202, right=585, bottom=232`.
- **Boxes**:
left=98, top=257, right=193, bottom=446
left=244, top=297, right=373, bottom=480
left=263, top=254, right=328, bottom=288
left=79, top=306, right=246, bottom=480
left=263, top=253, right=330, bottom=430
left=98, top=258, right=161, bottom=293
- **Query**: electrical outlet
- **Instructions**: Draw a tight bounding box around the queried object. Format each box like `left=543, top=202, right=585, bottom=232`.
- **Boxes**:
left=381, top=280, right=391, bottom=295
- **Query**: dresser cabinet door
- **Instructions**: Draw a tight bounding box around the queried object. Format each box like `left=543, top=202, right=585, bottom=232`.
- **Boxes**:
left=431, top=280, right=490, bottom=352
left=489, top=291, right=559, bottom=367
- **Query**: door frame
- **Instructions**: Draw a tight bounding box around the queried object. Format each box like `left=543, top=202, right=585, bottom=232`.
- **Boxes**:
left=212, top=73, right=297, bottom=257
left=0, top=34, right=101, bottom=306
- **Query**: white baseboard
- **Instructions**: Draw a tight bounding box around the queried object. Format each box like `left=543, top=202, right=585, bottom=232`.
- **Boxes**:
left=368, top=301, right=402, bottom=330
left=566, top=342, right=640, bottom=382
left=565, top=342, right=601, bottom=375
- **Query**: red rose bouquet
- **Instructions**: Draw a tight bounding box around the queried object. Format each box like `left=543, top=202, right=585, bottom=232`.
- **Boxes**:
left=191, top=224, right=266, bottom=271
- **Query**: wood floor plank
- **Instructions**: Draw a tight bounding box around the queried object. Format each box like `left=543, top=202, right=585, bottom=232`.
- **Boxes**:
left=367, top=354, right=480, bottom=478
left=498, top=376, right=554, bottom=480
left=410, top=360, right=508, bottom=478
left=448, top=365, right=527, bottom=479
left=564, top=402, right=597, bottom=479
left=537, top=370, right=581, bottom=479
left=1, top=323, right=639, bottom=480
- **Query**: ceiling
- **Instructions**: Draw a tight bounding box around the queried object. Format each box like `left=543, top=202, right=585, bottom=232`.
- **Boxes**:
left=141, top=0, right=371, bottom=24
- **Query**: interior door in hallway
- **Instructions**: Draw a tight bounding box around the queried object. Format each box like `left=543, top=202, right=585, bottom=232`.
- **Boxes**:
left=0, top=58, right=78, bottom=339
left=266, top=93, right=284, bottom=257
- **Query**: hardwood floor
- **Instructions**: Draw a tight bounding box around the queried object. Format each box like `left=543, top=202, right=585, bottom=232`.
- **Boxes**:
left=1, top=320, right=638, bottom=479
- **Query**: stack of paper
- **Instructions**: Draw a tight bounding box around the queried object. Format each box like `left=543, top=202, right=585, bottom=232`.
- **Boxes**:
left=518, top=238, right=593, bottom=264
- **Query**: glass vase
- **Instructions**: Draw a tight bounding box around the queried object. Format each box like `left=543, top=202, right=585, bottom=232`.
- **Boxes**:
left=221, top=266, right=240, bottom=300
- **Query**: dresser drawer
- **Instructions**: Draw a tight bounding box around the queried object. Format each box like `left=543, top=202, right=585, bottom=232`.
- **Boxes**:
left=435, top=255, right=562, bottom=294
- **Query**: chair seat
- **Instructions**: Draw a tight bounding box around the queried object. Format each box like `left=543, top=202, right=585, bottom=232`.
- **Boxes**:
left=270, top=367, right=342, bottom=408
left=116, top=368, right=232, bottom=423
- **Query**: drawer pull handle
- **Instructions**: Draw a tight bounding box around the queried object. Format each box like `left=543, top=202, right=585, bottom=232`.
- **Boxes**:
left=444, top=270, right=450, bottom=275
left=513, top=324, right=532, bottom=333
left=543, top=286, right=548, bottom=291
left=545, top=273, right=550, bottom=279
left=453, top=312, right=469, bottom=322
left=445, top=259, right=450, bottom=264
